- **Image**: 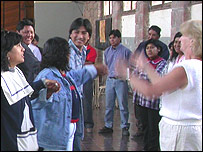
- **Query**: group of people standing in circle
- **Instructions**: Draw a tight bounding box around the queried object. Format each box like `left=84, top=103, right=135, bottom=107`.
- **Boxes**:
left=1, top=17, right=202, bottom=151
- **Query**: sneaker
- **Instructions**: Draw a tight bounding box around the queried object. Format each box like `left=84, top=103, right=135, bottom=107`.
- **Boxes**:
left=98, top=126, right=113, bottom=133
left=122, top=127, right=130, bottom=136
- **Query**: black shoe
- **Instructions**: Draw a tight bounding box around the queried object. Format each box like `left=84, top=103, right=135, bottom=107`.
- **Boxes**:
left=98, top=126, right=113, bottom=133
left=122, top=127, right=130, bottom=136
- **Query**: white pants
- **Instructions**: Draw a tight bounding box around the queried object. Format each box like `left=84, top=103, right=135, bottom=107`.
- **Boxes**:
left=66, top=123, right=77, bottom=151
left=159, top=118, right=202, bottom=151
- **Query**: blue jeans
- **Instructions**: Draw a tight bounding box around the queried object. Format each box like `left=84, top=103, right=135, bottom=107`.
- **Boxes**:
left=83, top=79, right=94, bottom=128
left=73, top=104, right=84, bottom=151
left=104, top=78, right=130, bottom=129
left=73, top=121, right=82, bottom=151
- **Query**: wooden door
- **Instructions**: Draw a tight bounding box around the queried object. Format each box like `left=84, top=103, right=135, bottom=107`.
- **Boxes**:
left=1, top=1, right=34, bottom=31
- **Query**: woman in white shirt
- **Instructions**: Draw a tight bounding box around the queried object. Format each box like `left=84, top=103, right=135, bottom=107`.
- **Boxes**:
left=117, top=20, right=202, bottom=151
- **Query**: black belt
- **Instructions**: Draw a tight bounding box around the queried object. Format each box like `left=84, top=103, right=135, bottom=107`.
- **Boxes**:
left=109, top=77, right=119, bottom=79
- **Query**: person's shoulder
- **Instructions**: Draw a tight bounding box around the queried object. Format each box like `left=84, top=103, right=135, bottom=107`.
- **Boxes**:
left=21, top=42, right=29, bottom=49
left=37, top=68, right=54, bottom=77
left=119, top=44, right=131, bottom=52
left=22, top=43, right=33, bottom=53
left=157, top=39, right=167, bottom=46
left=15, top=66, right=25, bottom=76
left=160, top=57, right=167, bottom=64
left=138, top=41, right=147, bottom=46
left=135, top=41, right=146, bottom=51
left=104, top=46, right=111, bottom=52
left=87, top=44, right=97, bottom=52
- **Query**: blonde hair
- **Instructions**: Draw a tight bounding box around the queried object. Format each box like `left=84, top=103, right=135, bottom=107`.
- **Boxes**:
left=180, top=20, right=202, bottom=59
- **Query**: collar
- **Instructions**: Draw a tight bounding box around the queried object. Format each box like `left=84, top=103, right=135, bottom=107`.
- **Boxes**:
left=147, top=56, right=164, bottom=64
left=147, top=56, right=164, bottom=69
left=68, top=39, right=86, bottom=56
left=110, top=43, right=122, bottom=50
left=1, top=67, right=34, bottom=105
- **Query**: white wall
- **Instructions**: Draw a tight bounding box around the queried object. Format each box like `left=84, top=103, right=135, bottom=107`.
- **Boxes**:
left=121, top=14, right=135, bottom=51
left=191, top=3, right=202, bottom=20
left=149, top=9, right=172, bottom=45
left=34, top=1, right=83, bottom=47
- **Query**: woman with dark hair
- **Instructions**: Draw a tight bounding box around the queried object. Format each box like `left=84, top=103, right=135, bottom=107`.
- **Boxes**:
left=168, top=41, right=178, bottom=61
left=31, top=37, right=107, bottom=151
left=167, top=32, right=184, bottom=72
left=1, top=31, right=60, bottom=151
left=132, top=39, right=167, bottom=151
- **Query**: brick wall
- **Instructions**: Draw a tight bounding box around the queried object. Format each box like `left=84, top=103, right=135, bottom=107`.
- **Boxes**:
left=83, top=1, right=201, bottom=63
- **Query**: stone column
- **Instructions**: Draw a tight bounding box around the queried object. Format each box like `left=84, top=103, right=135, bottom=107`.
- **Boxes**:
left=112, top=1, right=122, bottom=31
left=171, top=1, right=191, bottom=40
left=134, top=1, right=149, bottom=50
left=97, top=1, right=103, bottom=19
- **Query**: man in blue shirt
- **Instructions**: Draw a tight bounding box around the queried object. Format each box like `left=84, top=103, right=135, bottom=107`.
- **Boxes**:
left=98, top=29, right=132, bottom=136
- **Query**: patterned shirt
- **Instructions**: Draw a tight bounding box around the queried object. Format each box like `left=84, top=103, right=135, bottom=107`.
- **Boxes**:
left=68, top=39, right=86, bottom=94
left=133, top=56, right=167, bottom=110
left=69, top=39, right=86, bottom=70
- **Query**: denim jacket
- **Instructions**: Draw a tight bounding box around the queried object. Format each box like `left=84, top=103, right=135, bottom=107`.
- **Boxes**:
left=31, top=65, right=97, bottom=150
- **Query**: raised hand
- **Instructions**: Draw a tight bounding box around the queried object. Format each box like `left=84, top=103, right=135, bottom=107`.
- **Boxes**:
left=94, top=64, right=108, bottom=76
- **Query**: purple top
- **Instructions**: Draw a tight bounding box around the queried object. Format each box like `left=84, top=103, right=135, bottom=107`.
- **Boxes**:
left=104, top=43, right=132, bottom=78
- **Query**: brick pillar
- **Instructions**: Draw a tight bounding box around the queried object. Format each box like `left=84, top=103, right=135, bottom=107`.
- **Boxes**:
left=83, top=1, right=103, bottom=63
left=95, top=1, right=104, bottom=63
left=171, top=1, right=191, bottom=40
left=97, top=1, right=103, bottom=19
left=134, top=1, right=149, bottom=50
left=112, top=1, right=122, bottom=31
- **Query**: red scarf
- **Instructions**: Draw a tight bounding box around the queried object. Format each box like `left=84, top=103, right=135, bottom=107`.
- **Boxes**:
left=147, top=56, right=165, bottom=69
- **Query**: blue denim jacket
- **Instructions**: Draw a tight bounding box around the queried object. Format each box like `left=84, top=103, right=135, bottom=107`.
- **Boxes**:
left=31, top=65, right=97, bottom=150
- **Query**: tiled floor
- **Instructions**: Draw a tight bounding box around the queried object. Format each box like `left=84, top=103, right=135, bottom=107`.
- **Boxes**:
left=81, top=94, right=144, bottom=151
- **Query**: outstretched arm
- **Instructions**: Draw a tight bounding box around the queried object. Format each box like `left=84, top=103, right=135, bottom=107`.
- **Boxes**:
left=129, top=67, right=188, bottom=99
left=30, top=79, right=60, bottom=100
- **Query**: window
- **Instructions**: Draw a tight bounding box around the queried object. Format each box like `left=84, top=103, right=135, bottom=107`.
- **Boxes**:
left=152, top=1, right=162, bottom=6
left=123, top=1, right=137, bottom=11
left=150, top=1, right=172, bottom=11
left=151, top=1, right=172, bottom=6
left=104, top=1, right=112, bottom=16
